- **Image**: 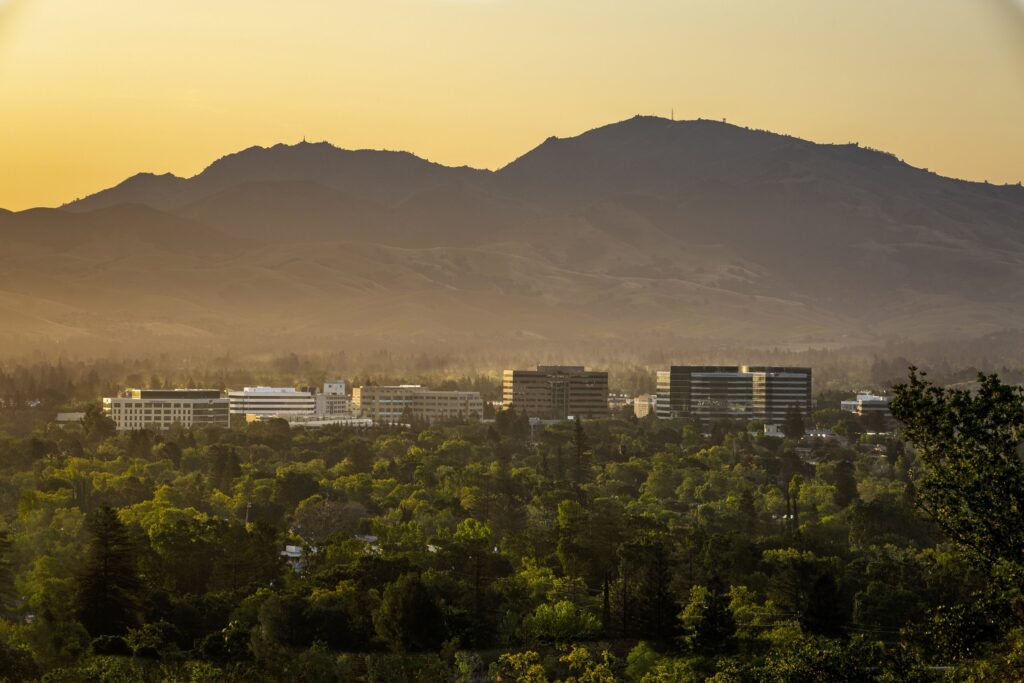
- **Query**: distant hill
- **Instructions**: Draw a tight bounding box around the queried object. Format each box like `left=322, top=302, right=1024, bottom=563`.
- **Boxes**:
left=3, top=116, right=1023, bottom=356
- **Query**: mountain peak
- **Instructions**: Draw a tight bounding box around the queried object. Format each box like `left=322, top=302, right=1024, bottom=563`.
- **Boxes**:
left=9, top=115, right=1024, bottom=351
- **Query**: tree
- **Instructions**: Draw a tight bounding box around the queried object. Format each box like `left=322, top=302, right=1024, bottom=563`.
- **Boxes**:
left=76, top=506, right=142, bottom=636
left=572, top=417, right=590, bottom=484
left=801, top=572, right=846, bottom=637
left=782, top=405, right=805, bottom=440
left=680, top=575, right=737, bottom=655
left=374, top=573, right=448, bottom=652
left=522, top=600, right=600, bottom=643
left=490, top=650, right=549, bottom=683
left=0, top=529, right=16, bottom=619
left=891, top=369, right=1024, bottom=577
left=82, top=403, right=116, bottom=443
left=832, top=459, right=859, bottom=508
left=452, top=518, right=495, bottom=645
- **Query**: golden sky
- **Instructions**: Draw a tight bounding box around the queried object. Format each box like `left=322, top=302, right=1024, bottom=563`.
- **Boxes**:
left=1, top=0, right=1022, bottom=210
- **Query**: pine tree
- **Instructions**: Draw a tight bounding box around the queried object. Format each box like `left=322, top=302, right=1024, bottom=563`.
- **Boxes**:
left=572, top=417, right=590, bottom=484
left=833, top=459, right=859, bottom=508
left=0, top=530, right=16, bottom=619
left=782, top=404, right=805, bottom=440
left=683, top=574, right=737, bottom=655
left=802, top=572, right=846, bottom=637
left=76, top=507, right=142, bottom=636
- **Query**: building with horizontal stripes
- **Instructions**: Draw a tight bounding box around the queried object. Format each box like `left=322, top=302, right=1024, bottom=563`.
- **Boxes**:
left=841, top=393, right=893, bottom=429
left=316, top=380, right=351, bottom=417
left=656, top=366, right=811, bottom=424
left=502, top=366, right=609, bottom=420
left=228, top=386, right=316, bottom=418
left=103, top=389, right=230, bottom=431
left=352, top=385, right=483, bottom=423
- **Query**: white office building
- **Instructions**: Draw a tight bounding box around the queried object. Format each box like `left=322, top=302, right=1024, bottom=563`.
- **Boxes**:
left=103, top=389, right=230, bottom=431
left=228, top=387, right=316, bottom=419
left=316, top=380, right=351, bottom=417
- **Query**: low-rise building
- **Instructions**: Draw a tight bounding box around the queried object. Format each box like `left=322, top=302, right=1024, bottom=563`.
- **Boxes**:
left=316, top=380, right=350, bottom=417
left=608, top=393, right=631, bottom=412
left=353, top=385, right=483, bottom=423
left=103, top=389, right=230, bottom=431
left=633, top=394, right=657, bottom=418
left=841, top=393, right=893, bottom=429
left=228, top=386, right=316, bottom=419
left=248, top=414, right=373, bottom=429
left=55, top=412, right=86, bottom=427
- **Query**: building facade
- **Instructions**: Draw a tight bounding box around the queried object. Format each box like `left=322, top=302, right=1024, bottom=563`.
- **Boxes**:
left=103, top=389, right=230, bottom=431
left=228, top=387, right=316, bottom=418
left=748, top=366, right=814, bottom=424
left=352, top=385, right=483, bottom=423
left=502, top=366, right=609, bottom=420
left=316, top=380, right=350, bottom=417
left=656, top=366, right=811, bottom=424
left=841, top=393, right=893, bottom=429
left=633, top=394, right=657, bottom=418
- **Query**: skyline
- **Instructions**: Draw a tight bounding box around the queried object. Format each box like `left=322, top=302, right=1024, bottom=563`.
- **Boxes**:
left=0, top=0, right=1022, bottom=210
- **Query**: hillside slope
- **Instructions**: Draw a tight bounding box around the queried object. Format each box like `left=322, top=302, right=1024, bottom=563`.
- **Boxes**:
left=2, top=116, right=1021, bottom=355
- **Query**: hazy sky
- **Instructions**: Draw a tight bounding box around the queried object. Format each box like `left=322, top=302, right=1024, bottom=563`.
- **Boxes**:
left=1, top=0, right=1022, bottom=210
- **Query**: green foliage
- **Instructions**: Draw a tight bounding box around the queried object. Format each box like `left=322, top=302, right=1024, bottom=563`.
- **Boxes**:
left=490, top=650, right=549, bottom=683
left=0, top=371, right=1019, bottom=678
left=0, top=530, right=16, bottom=619
left=523, top=600, right=601, bottom=644
left=782, top=405, right=805, bottom=440
left=892, top=369, right=1024, bottom=576
left=679, top=576, right=737, bottom=655
left=374, top=573, right=449, bottom=653
left=75, top=507, right=142, bottom=637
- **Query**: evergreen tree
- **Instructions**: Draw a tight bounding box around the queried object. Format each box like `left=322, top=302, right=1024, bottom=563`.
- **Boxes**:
left=788, top=475, right=804, bottom=532
left=802, top=572, right=846, bottom=637
left=833, top=459, right=859, bottom=508
left=374, top=573, right=448, bottom=652
left=82, top=403, right=116, bottom=443
left=782, top=404, right=806, bottom=440
left=572, top=417, right=590, bottom=484
left=681, top=574, right=737, bottom=655
left=0, top=530, right=16, bottom=619
left=76, top=506, right=142, bottom=636
left=739, top=489, right=757, bottom=533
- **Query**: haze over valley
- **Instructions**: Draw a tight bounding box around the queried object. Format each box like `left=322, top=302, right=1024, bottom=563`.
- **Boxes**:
left=2, top=116, right=1022, bottom=358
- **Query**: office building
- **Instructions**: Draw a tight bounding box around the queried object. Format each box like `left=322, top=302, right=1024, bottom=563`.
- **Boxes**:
left=502, top=365, right=609, bottom=420
left=841, top=393, right=893, bottom=428
left=633, top=394, right=657, bottom=418
left=352, top=385, right=483, bottom=423
left=228, top=387, right=316, bottom=418
left=316, top=380, right=350, bottom=417
left=103, top=389, right=230, bottom=431
left=748, top=366, right=813, bottom=424
left=656, top=366, right=811, bottom=424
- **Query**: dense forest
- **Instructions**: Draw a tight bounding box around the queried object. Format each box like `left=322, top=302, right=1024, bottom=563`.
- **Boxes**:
left=0, top=366, right=1022, bottom=681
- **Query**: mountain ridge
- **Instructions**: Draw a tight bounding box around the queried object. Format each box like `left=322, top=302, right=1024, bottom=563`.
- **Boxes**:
left=3, top=115, right=1022, bottom=356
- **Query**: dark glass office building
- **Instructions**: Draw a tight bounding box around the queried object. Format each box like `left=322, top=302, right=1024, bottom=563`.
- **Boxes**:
left=656, top=366, right=811, bottom=424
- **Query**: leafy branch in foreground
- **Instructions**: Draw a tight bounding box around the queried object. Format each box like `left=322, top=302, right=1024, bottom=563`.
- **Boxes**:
left=891, top=368, right=1024, bottom=577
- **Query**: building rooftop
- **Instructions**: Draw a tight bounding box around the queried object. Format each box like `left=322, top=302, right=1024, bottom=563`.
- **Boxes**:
left=234, top=386, right=310, bottom=394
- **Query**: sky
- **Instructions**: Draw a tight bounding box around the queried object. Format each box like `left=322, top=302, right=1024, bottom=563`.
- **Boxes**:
left=0, top=0, right=1022, bottom=210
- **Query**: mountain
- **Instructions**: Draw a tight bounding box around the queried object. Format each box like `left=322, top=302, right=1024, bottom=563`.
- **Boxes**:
left=3, top=116, right=1023, bottom=356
